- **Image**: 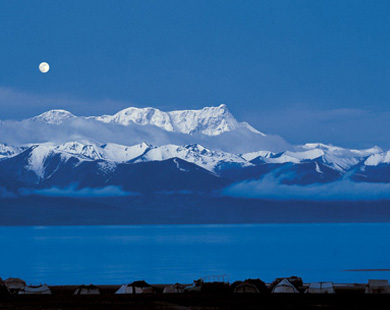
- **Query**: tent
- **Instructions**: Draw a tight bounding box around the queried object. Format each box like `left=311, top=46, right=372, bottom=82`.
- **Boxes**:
left=233, top=282, right=260, bottom=294
left=19, top=284, right=51, bottom=295
left=305, top=282, right=335, bottom=294
left=365, top=280, right=390, bottom=294
left=74, top=284, right=100, bottom=295
left=115, top=281, right=155, bottom=294
left=271, top=279, right=300, bottom=294
left=4, top=278, right=26, bottom=294
left=163, top=283, right=186, bottom=294
left=233, top=278, right=268, bottom=294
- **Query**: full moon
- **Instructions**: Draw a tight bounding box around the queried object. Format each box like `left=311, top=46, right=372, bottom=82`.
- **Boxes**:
left=39, top=62, right=50, bottom=73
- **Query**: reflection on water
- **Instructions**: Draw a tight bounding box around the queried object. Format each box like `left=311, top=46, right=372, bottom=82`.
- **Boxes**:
left=1, top=223, right=390, bottom=285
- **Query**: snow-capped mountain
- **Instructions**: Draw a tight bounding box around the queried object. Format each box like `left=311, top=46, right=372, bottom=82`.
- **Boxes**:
left=31, top=109, right=76, bottom=124
left=0, top=137, right=388, bottom=195
left=11, top=141, right=251, bottom=177
left=29, top=104, right=263, bottom=136
left=0, top=105, right=288, bottom=154
left=89, top=104, right=263, bottom=136
left=1, top=104, right=390, bottom=196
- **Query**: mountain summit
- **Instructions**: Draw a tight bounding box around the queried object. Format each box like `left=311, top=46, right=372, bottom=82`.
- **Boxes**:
left=32, top=109, right=76, bottom=125
left=0, top=104, right=287, bottom=153
left=91, top=104, right=264, bottom=136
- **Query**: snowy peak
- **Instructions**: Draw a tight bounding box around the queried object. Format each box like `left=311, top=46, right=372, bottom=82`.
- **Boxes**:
left=94, top=107, right=174, bottom=131
left=90, top=104, right=265, bottom=136
left=55, top=142, right=105, bottom=160
left=301, top=143, right=382, bottom=157
left=169, top=104, right=264, bottom=136
left=169, top=104, right=234, bottom=135
left=32, top=109, right=76, bottom=124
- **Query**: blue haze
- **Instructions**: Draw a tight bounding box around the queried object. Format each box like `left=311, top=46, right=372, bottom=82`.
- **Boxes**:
left=1, top=224, right=390, bottom=285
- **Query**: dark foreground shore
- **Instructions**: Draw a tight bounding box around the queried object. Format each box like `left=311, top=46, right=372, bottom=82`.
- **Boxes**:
left=1, top=285, right=390, bottom=310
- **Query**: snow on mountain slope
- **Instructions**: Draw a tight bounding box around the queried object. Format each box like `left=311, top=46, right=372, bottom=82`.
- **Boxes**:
left=241, top=150, right=274, bottom=161
left=296, top=143, right=382, bottom=171
left=93, top=107, right=174, bottom=131
left=20, top=141, right=251, bottom=178
left=46, top=142, right=150, bottom=163
left=100, top=142, right=150, bottom=162
left=0, top=143, right=23, bottom=159
left=54, top=142, right=106, bottom=160
left=265, top=149, right=325, bottom=164
left=16, top=139, right=388, bottom=180
left=364, top=151, right=390, bottom=166
left=26, top=145, right=54, bottom=179
left=168, top=104, right=264, bottom=136
left=3, top=137, right=390, bottom=192
left=301, top=143, right=382, bottom=157
left=240, top=143, right=382, bottom=172
left=134, top=144, right=252, bottom=172
left=90, top=104, right=265, bottom=136
left=31, top=109, right=76, bottom=124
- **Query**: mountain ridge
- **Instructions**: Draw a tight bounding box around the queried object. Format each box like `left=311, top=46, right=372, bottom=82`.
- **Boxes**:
left=30, top=104, right=264, bottom=136
left=0, top=104, right=389, bottom=198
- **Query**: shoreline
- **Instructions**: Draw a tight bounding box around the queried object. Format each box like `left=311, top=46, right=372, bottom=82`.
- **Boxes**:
left=1, top=284, right=389, bottom=310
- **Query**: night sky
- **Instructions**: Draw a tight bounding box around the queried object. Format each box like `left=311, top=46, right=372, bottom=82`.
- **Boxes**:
left=1, top=0, right=390, bottom=148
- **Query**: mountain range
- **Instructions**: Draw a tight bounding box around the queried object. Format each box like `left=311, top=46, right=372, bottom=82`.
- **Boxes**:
left=1, top=104, right=390, bottom=198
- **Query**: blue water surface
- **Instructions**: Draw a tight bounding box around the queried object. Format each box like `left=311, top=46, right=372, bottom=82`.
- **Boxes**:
left=0, top=223, right=389, bottom=285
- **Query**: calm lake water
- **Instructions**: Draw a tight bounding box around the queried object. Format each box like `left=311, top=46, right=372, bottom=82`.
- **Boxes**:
left=1, top=223, right=390, bottom=285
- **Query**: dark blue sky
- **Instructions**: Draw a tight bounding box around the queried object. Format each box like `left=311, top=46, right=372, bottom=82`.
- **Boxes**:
left=1, top=0, right=390, bottom=148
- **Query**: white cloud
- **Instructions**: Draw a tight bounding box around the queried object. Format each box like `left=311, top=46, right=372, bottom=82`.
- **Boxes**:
left=222, top=174, right=390, bottom=201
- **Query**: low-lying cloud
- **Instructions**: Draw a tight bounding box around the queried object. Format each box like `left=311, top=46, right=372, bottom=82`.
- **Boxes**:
left=20, top=185, right=137, bottom=198
left=222, top=175, right=390, bottom=201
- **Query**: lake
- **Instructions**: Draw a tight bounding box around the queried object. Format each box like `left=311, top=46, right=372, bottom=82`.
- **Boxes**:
left=1, top=223, right=390, bottom=285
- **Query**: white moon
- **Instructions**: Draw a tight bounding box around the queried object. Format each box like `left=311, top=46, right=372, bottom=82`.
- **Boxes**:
left=39, top=62, right=50, bottom=73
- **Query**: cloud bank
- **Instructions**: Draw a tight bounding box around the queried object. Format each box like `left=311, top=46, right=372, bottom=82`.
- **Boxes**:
left=20, top=185, right=137, bottom=198
left=0, top=113, right=289, bottom=153
left=222, top=174, right=390, bottom=201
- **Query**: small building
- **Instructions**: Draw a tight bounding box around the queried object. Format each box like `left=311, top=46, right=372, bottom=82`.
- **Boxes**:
left=365, top=280, right=390, bottom=294
left=305, top=282, right=335, bottom=294
left=271, top=278, right=300, bottom=294
left=74, top=284, right=100, bottom=295
left=18, top=284, right=51, bottom=295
